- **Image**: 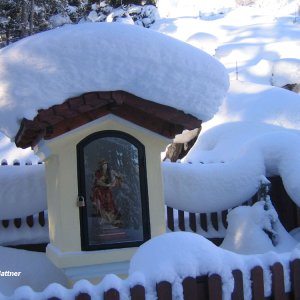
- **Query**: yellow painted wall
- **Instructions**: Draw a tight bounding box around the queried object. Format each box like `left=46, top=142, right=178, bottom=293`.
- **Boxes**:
left=36, top=115, right=169, bottom=270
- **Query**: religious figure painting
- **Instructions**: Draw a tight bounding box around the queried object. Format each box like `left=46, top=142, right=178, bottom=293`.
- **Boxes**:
left=77, top=131, right=151, bottom=250
left=91, top=160, right=122, bottom=226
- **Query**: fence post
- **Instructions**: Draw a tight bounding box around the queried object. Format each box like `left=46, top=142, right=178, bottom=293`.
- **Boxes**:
left=251, top=266, right=264, bottom=300
left=156, top=281, right=172, bottom=300
left=2, top=220, right=9, bottom=228
left=178, top=210, right=185, bottom=231
left=14, top=218, right=21, bottom=228
left=290, top=259, right=300, bottom=299
left=26, top=215, right=34, bottom=227
left=183, top=277, right=198, bottom=300
left=270, top=262, right=286, bottom=300
left=208, top=274, right=222, bottom=300
left=130, top=285, right=145, bottom=300
left=104, top=288, right=120, bottom=300
left=210, top=213, right=218, bottom=231
left=196, top=275, right=209, bottom=300
left=167, top=206, right=174, bottom=231
left=189, top=213, right=196, bottom=232
left=221, top=210, right=228, bottom=228
left=232, top=269, right=244, bottom=300
left=200, top=214, right=208, bottom=232
left=75, top=293, right=91, bottom=300
left=39, top=211, right=45, bottom=226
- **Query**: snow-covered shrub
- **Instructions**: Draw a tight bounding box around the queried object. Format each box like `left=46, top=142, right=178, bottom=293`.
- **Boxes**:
left=236, top=0, right=295, bottom=8
left=235, top=0, right=256, bottom=6
left=221, top=177, right=298, bottom=254
left=108, top=0, right=156, bottom=8
left=49, top=14, right=72, bottom=28
left=271, top=58, right=300, bottom=88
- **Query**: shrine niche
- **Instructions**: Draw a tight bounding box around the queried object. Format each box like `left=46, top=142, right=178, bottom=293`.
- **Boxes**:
left=0, top=21, right=228, bottom=286
left=14, top=91, right=202, bottom=283
left=77, top=130, right=151, bottom=251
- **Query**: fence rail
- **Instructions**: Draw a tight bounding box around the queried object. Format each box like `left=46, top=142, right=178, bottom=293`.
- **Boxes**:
left=21, top=259, right=300, bottom=300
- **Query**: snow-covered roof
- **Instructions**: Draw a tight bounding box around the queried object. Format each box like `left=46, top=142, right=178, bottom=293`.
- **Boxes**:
left=0, top=22, right=229, bottom=140
left=15, top=91, right=203, bottom=149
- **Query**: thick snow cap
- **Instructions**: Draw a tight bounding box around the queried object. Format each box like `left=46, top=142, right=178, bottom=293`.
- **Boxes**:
left=0, top=22, right=229, bottom=139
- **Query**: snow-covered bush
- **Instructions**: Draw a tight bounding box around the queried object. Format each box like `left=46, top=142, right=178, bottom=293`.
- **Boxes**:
left=235, top=0, right=256, bottom=5
left=235, top=0, right=295, bottom=7
left=221, top=177, right=298, bottom=254
left=108, top=0, right=156, bottom=7
left=271, top=58, right=300, bottom=88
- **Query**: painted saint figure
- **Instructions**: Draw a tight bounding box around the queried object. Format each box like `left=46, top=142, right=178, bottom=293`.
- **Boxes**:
left=91, top=160, right=122, bottom=226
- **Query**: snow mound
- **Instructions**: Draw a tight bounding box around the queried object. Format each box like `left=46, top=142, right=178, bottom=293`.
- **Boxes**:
left=157, top=0, right=235, bottom=18
left=129, top=232, right=235, bottom=298
left=186, top=32, right=218, bottom=55
left=0, top=246, right=68, bottom=297
left=221, top=200, right=298, bottom=254
left=129, top=231, right=300, bottom=299
left=163, top=149, right=264, bottom=213
left=205, top=81, right=300, bottom=130
left=0, top=22, right=229, bottom=139
left=164, top=126, right=300, bottom=212
left=271, top=58, right=300, bottom=87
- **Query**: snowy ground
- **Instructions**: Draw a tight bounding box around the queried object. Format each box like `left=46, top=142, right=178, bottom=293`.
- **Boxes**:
left=1, top=0, right=300, bottom=298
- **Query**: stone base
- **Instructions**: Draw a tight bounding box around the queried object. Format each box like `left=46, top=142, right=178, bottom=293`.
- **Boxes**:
left=46, top=243, right=136, bottom=284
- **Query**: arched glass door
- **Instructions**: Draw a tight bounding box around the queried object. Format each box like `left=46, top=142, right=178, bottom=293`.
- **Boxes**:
left=77, top=130, right=151, bottom=250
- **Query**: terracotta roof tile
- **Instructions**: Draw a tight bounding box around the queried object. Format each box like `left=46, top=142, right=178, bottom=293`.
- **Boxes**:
left=15, top=91, right=202, bottom=149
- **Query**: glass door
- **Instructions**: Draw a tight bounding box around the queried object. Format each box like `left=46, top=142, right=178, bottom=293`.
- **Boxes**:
left=77, top=130, right=151, bottom=250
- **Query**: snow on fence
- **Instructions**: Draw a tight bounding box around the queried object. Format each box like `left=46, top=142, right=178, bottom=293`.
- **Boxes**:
left=0, top=160, right=48, bottom=246
left=0, top=160, right=47, bottom=220
left=8, top=258, right=300, bottom=300
left=0, top=159, right=43, bottom=166
left=166, top=177, right=300, bottom=244
left=0, top=211, right=48, bottom=246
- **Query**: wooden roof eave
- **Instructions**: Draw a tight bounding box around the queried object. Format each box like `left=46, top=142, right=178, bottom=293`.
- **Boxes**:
left=15, top=91, right=202, bottom=149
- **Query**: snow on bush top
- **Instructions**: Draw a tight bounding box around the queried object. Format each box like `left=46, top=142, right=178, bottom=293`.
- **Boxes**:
left=271, top=58, right=300, bottom=87
left=0, top=22, right=229, bottom=139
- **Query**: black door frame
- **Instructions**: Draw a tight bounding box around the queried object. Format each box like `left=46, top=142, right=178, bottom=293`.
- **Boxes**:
left=77, top=130, right=151, bottom=251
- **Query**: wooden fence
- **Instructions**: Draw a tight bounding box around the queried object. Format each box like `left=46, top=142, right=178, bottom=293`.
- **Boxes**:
left=0, top=160, right=45, bottom=231
left=0, top=159, right=43, bottom=166
left=166, top=176, right=300, bottom=244
left=166, top=206, right=228, bottom=233
left=0, top=210, right=47, bottom=230
left=0, top=210, right=48, bottom=251
left=26, top=259, right=300, bottom=300
left=166, top=206, right=228, bottom=245
left=0, top=160, right=48, bottom=250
